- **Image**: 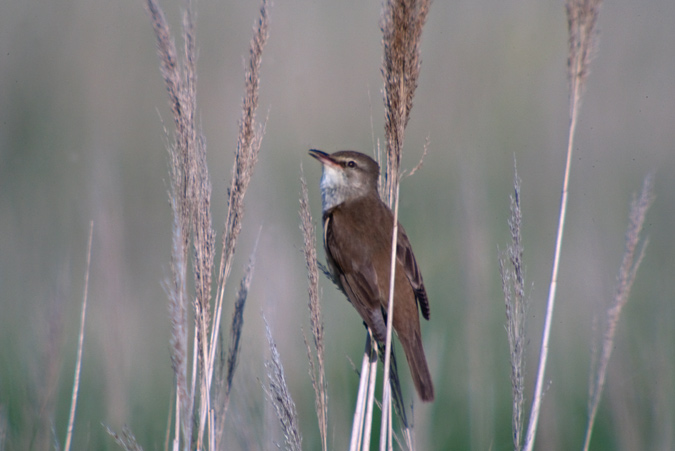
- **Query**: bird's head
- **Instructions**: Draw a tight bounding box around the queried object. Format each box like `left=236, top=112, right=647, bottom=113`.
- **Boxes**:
left=309, top=149, right=380, bottom=211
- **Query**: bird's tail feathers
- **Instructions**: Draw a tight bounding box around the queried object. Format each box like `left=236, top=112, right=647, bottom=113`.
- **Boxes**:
left=400, top=331, right=434, bottom=402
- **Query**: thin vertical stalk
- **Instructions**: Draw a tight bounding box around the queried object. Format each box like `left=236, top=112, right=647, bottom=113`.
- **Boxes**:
left=380, top=182, right=401, bottom=451
left=523, top=2, right=601, bottom=448
left=523, top=105, right=578, bottom=451
left=350, top=348, right=370, bottom=451
left=64, top=221, right=94, bottom=451
left=582, top=175, right=654, bottom=450
left=350, top=332, right=379, bottom=451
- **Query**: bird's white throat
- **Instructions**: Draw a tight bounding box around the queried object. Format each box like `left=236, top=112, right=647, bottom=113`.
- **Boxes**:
left=319, top=165, right=348, bottom=211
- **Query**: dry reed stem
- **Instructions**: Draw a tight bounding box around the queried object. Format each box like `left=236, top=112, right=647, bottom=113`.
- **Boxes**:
left=208, top=0, right=269, bottom=404
left=350, top=351, right=369, bottom=450
left=498, top=164, right=528, bottom=451
left=177, top=4, right=216, bottom=446
left=214, top=239, right=258, bottom=447
left=364, top=345, right=379, bottom=450
left=381, top=184, right=400, bottom=451
left=372, top=395, right=409, bottom=451
left=350, top=333, right=378, bottom=451
left=145, top=0, right=195, bottom=443
left=299, top=170, right=329, bottom=451
left=207, top=1, right=269, bottom=443
left=379, top=0, right=431, bottom=448
left=205, top=1, right=269, bottom=446
left=214, top=0, right=269, bottom=297
left=524, top=2, right=601, bottom=450
left=377, top=341, right=412, bottom=450
left=583, top=174, right=654, bottom=451
left=63, top=221, right=93, bottom=451
left=380, top=380, right=393, bottom=451
left=264, top=318, right=303, bottom=451
left=381, top=0, right=430, bottom=204
left=145, top=0, right=269, bottom=447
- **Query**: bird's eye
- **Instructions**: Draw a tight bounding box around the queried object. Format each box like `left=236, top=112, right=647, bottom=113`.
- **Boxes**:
left=347, top=160, right=356, bottom=168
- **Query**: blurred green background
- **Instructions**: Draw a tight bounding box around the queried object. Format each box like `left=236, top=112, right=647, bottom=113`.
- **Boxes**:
left=1, top=0, right=674, bottom=449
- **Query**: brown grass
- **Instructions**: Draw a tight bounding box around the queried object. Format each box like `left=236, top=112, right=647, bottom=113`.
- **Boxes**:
left=263, top=318, right=303, bottom=451
left=215, top=241, right=258, bottom=445
left=498, top=166, right=528, bottom=451
left=497, top=2, right=656, bottom=450
left=523, top=1, right=603, bottom=450
left=379, top=1, right=431, bottom=449
left=141, top=0, right=270, bottom=448
left=381, top=0, right=431, bottom=204
left=583, top=174, right=654, bottom=450
left=299, top=170, right=329, bottom=451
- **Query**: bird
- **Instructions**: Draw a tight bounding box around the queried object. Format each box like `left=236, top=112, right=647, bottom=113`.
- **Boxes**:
left=309, top=149, right=434, bottom=402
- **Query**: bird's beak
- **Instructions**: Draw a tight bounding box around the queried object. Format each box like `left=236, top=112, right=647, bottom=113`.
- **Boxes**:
left=309, top=149, right=339, bottom=168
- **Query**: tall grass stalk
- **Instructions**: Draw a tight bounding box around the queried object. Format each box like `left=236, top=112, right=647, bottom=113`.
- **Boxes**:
left=299, top=171, right=328, bottom=451
left=349, top=347, right=370, bottom=451
left=380, top=182, right=400, bottom=451
left=264, top=318, right=303, bottom=451
left=210, top=0, right=269, bottom=370
left=215, top=239, right=259, bottom=444
left=349, top=333, right=379, bottom=451
left=144, top=0, right=269, bottom=448
left=378, top=0, right=431, bottom=448
left=523, top=1, right=601, bottom=449
left=499, top=166, right=528, bottom=451
left=583, top=174, right=654, bottom=451
left=63, top=221, right=93, bottom=451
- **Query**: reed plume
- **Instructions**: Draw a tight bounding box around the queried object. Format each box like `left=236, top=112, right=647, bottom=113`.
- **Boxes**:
left=143, top=0, right=270, bottom=448
left=583, top=174, right=654, bottom=450
left=300, top=171, right=329, bottom=451
left=524, top=2, right=602, bottom=449
left=499, top=166, right=528, bottom=451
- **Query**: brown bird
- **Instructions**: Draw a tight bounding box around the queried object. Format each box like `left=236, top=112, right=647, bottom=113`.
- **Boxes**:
left=309, top=149, right=434, bottom=402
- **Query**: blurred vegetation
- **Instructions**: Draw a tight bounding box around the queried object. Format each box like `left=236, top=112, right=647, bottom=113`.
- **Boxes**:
left=1, top=0, right=674, bottom=449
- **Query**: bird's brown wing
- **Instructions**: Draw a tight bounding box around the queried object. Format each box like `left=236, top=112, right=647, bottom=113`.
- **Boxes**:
left=324, top=210, right=388, bottom=341
left=396, top=225, right=430, bottom=320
